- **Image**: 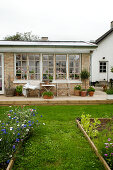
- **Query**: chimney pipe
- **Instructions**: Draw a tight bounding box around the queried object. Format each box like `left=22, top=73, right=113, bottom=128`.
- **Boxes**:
left=111, top=21, right=113, bottom=29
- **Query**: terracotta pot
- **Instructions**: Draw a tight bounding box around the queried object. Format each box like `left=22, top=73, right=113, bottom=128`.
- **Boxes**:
left=74, top=90, right=81, bottom=96
left=81, top=91, right=87, bottom=97
left=89, top=91, right=94, bottom=96
left=43, top=95, right=53, bottom=99
left=45, top=80, right=49, bottom=85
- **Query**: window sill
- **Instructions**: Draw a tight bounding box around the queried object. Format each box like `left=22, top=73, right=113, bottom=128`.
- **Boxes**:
left=52, top=80, right=82, bottom=84
left=13, top=80, right=41, bottom=84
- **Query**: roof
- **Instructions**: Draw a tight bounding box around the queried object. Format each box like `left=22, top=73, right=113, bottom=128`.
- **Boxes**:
left=95, top=28, right=113, bottom=44
left=0, top=40, right=97, bottom=48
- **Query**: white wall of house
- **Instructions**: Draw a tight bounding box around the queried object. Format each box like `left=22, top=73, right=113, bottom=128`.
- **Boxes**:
left=91, top=31, right=113, bottom=82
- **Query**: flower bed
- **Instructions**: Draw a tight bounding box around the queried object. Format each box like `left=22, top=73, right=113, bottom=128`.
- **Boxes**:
left=76, top=117, right=113, bottom=170
left=0, top=106, right=43, bottom=170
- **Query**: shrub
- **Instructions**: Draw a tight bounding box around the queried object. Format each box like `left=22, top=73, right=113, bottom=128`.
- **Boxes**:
left=42, top=91, right=53, bottom=97
left=87, top=86, right=95, bottom=92
left=81, top=114, right=101, bottom=138
left=106, top=89, right=113, bottom=94
left=80, top=69, right=90, bottom=80
left=74, top=85, right=81, bottom=90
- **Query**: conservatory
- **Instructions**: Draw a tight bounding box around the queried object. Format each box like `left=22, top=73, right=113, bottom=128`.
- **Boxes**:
left=0, top=40, right=97, bottom=96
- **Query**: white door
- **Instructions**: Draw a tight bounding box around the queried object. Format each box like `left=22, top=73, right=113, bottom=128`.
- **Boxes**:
left=0, top=54, right=4, bottom=94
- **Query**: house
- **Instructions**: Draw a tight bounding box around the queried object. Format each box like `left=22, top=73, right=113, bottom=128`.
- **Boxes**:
left=91, top=21, right=113, bottom=85
left=0, top=40, right=97, bottom=96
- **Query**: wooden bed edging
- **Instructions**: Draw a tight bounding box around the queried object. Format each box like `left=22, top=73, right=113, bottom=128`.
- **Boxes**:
left=6, top=158, right=15, bottom=170
left=76, top=119, right=111, bottom=170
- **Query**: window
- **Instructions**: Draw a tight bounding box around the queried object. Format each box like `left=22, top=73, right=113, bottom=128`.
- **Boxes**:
left=43, top=55, right=53, bottom=81
left=69, top=55, right=80, bottom=79
left=56, top=55, right=66, bottom=79
left=16, top=54, right=40, bottom=80
left=99, top=62, right=106, bottom=73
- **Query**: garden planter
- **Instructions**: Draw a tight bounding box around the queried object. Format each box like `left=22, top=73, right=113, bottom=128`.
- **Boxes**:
left=74, top=90, right=81, bottom=96
left=43, top=95, right=53, bottom=99
left=81, top=91, right=87, bottom=97
left=76, top=118, right=112, bottom=170
left=89, top=91, right=94, bottom=96
left=5, top=88, right=15, bottom=97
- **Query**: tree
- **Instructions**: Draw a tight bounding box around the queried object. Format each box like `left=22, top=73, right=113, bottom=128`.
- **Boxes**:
left=4, top=32, right=39, bottom=41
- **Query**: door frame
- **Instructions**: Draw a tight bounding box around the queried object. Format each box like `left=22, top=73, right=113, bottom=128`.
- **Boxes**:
left=0, top=53, right=4, bottom=94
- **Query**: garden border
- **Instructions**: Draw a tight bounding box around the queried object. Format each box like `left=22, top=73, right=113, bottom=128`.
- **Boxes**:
left=76, top=118, right=111, bottom=170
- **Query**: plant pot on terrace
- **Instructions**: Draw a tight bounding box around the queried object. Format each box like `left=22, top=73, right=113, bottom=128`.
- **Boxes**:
left=74, top=85, right=81, bottom=96
left=81, top=89, right=87, bottom=97
left=15, top=85, right=23, bottom=96
left=42, top=91, right=54, bottom=99
left=87, top=86, right=95, bottom=97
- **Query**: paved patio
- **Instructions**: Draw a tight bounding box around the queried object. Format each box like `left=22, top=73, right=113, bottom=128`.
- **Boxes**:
left=0, top=87, right=112, bottom=105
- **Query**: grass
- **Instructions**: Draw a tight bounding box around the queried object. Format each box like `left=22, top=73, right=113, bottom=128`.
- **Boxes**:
left=0, top=105, right=113, bottom=170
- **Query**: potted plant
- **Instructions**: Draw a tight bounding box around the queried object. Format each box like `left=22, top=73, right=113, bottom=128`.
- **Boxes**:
left=5, top=76, right=15, bottom=97
left=16, top=68, right=21, bottom=79
left=24, top=74, right=27, bottom=80
left=29, top=70, right=34, bottom=79
left=15, top=85, right=23, bottom=96
left=74, top=85, right=81, bottom=96
left=106, top=88, right=113, bottom=99
left=87, top=86, right=95, bottom=96
left=42, top=91, right=54, bottom=99
left=80, top=69, right=90, bottom=90
left=81, top=89, right=87, bottom=97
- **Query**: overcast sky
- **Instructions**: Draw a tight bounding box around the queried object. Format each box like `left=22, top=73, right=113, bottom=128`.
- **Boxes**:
left=0, top=0, right=113, bottom=41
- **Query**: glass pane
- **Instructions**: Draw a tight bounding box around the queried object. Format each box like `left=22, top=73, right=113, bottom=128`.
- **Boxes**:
left=29, top=67, right=35, bottom=73
left=49, top=68, right=53, bottom=73
left=35, top=55, right=40, bottom=61
left=69, top=55, right=74, bottom=60
left=56, top=55, right=66, bottom=60
left=29, top=55, right=34, bottom=60
left=22, top=61, right=27, bottom=66
left=16, top=61, right=21, bottom=67
left=16, top=54, right=21, bottom=60
left=43, top=61, right=48, bottom=66
left=0, top=79, right=2, bottom=90
left=22, top=54, right=27, bottom=60
left=43, top=55, right=48, bottom=60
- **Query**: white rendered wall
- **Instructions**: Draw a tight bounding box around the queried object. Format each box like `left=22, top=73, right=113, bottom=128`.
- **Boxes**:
left=91, top=31, right=113, bottom=82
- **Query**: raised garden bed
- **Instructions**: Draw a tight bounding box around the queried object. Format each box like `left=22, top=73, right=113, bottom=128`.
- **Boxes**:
left=76, top=118, right=113, bottom=170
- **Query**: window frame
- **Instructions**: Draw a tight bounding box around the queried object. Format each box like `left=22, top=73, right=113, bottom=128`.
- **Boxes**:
left=99, top=61, right=107, bottom=73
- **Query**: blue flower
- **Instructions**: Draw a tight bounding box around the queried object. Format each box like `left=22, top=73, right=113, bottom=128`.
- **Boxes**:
left=32, top=121, right=34, bottom=124
left=28, top=121, right=31, bottom=123
left=16, top=121, right=19, bottom=123
left=12, top=145, right=15, bottom=149
left=41, top=115, right=42, bottom=117
left=2, top=123, right=4, bottom=125
left=33, top=109, right=35, bottom=110
left=24, top=125, right=27, bottom=127
left=37, top=120, right=38, bottom=122
left=9, top=110, right=12, bottom=112
left=16, top=138, right=19, bottom=142
left=33, top=114, right=35, bottom=116
left=6, top=160, right=10, bottom=164
left=14, top=113, right=16, bottom=115
left=13, top=117, right=16, bottom=119
left=17, top=133, right=20, bottom=136
left=29, top=124, right=32, bottom=126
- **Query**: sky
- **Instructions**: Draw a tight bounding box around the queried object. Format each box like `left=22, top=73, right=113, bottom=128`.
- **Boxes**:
left=0, top=0, right=113, bottom=41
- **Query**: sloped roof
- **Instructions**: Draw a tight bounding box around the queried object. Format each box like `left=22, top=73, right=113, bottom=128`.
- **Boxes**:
left=0, top=40, right=97, bottom=48
left=95, top=28, right=113, bottom=44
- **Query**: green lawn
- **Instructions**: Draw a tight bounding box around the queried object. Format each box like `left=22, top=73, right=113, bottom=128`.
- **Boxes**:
left=1, top=105, right=113, bottom=170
